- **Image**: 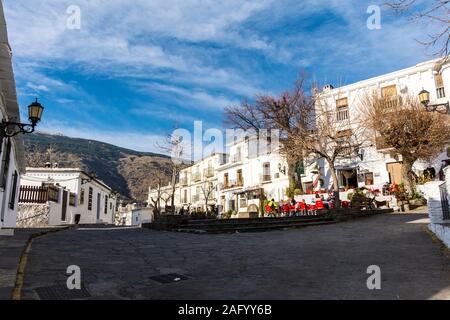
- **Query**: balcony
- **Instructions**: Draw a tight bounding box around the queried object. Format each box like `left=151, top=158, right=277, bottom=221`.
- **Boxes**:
left=260, top=174, right=272, bottom=183
left=380, top=95, right=402, bottom=110
left=192, top=194, right=200, bottom=202
left=203, top=167, right=214, bottom=178
left=437, top=87, right=446, bottom=99
left=375, top=136, right=394, bottom=152
left=336, top=108, right=349, bottom=122
left=231, top=154, right=242, bottom=163
left=191, top=172, right=201, bottom=182
left=180, top=177, right=188, bottom=186
left=220, top=179, right=243, bottom=190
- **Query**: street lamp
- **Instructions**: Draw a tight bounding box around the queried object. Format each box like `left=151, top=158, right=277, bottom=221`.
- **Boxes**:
left=0, top=98, right=44, bottom=138
left=418, top=89, right=449, bottom=114
left=278, top=163, right=286, bottom=175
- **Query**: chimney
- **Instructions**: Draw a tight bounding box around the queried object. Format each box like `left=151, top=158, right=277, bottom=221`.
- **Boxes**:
left=322, top=84, right=334, bottom=92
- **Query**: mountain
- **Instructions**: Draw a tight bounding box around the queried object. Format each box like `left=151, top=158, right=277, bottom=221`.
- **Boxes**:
left=23, top=132, right=173, bottom=202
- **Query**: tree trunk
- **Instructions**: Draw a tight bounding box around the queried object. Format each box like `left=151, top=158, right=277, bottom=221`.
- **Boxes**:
left=287, top=157, right=303, bottom=192
left=401, top=158, right=416, bottom=196
left=170, top=170, right=177, bottom=215
left=328, top=160, right=341, bottom=208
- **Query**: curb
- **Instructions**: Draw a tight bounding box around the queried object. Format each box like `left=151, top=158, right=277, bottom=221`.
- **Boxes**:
left=10, top=227, right=70, bottom=300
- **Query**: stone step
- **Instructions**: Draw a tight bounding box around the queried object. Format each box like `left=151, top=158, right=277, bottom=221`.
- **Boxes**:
left=173, top=219, right=337, bottom=234
left=179, top=216, right=332, bottom=229
left=181, top=214, right=329, bottom=226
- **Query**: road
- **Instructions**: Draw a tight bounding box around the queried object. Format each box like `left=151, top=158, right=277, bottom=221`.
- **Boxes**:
left=21, top=213, right=450, bottom=300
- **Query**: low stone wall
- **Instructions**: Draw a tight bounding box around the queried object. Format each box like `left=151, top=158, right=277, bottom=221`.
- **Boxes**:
left=17, top=204, right=50, bottom=228
left=423, top=166, right=450, bottom=248
left=428, top=223, right=450, bottom=248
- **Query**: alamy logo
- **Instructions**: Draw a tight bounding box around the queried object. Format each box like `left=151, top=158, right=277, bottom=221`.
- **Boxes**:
left=366, top=265, right=381, bottom=290
left=66, top=265, right=81, bottom=290
left=66, top=5, right=81, bottom=30
left=366, top=5, right=381, bottom=30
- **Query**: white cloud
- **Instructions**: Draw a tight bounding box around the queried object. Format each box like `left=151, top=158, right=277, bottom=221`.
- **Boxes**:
left=37, top=119, right=167, bottom=153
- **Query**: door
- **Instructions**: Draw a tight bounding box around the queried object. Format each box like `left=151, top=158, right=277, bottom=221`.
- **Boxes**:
left=61, top=190, right=68, bottom=222
left=387, top=162, right=404, bottom=185
left=96, top=193, right=101, bottom=220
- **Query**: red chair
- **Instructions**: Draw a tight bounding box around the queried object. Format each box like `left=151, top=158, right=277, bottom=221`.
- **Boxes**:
left=308, top=204, right=317, bottom=215
left=297, top=202, right=307, bottom=216
left=289, top=205, right=296, bottom=216
left=281, top=203, right=289, bottom=216
left=315, top=200, right=325, bottom=211
left=341, top=200, right=350, bottom=208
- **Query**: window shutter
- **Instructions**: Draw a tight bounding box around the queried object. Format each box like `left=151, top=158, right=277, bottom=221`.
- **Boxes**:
left=336, top=98, right=348, bottom=108
left=9, top=171, right=18, bottom=210
left=1, top=139, right=11, bottom=189
left=381, top=85, right=397, bottom=97
left=435, top=74, right=444, bottom=88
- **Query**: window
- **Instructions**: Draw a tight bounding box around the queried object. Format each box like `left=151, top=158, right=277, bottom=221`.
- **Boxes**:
left=435, top=74, right=446, bottom=98
left=79, top=188, right=85, bottom=205
left=69, top=193, right=76, bottom=206
left=237, top=169, right=243, bottom=186
left=1, top=139, right=11, bottom=189
left=88, top=187, right=93, bottom=211
left=104, top=195, right=108, bottom=214
left=381, top=85, right=397, bottom=97
left=9, top=170, right=18, bottom=210
left=224, top=173, right=229, bottom=187
left=336, top=98, right=349, bottom=121
left=365, top=173, right=374, bottom=185
left=263, top=163, right=271, bottom=182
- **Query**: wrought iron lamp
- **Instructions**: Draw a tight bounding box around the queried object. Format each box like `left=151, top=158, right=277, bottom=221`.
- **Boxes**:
left=0, top=98, right=44, bottom=138
left=418, top=89, right=449, bottom=114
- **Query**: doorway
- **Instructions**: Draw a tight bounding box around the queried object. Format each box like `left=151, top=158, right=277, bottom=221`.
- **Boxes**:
left=61, top=190, right=68, bottom=222
left=340, top=169, right=358, bottom=189
left=96, top=193, right=101, bottom=221
left=387, top=162, right=404, bottom=185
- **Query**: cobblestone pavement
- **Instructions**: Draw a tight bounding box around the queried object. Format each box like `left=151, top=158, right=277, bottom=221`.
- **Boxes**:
left=21, top=214, right=450, bottom=300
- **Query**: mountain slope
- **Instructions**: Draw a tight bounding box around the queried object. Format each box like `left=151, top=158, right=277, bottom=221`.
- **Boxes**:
left=23, top=132, right=172, bottom=202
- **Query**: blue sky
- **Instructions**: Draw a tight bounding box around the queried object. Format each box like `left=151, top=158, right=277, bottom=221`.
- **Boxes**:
left=3, top=0, right=437, bottom=152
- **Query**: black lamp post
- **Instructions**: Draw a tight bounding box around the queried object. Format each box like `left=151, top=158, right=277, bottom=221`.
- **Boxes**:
left=418, top=89, right=449, bottom=114
left=0, top=98, right=44, bottom=138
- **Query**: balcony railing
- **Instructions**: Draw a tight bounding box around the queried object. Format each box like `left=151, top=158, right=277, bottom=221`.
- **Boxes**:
left=19, top=185, right=59, bottom=204
left=336, top=108, right=349, bottom=121
left=375, top=136, right=393, bottom=151
left=261, top=174, right=272, bottom=183
left=220, top=179, right=243, bottom=190
left=437, top=87, right=446, bottom=99
left=191, top=172, right=201, bottom=182
left=203, top=167, right=214, bottom=178
left=231, top=154, right=242, bottom=163
left=380, top=95, right=402, bottom=110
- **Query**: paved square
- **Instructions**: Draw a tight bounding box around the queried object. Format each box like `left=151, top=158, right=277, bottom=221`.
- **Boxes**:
left=21, top=214, right=450, bottom=300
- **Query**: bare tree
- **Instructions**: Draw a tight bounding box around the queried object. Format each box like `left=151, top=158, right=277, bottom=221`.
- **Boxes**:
left=384, top=0, right=450, bottom=56
left=148, top=171, right=170, bottom=217
left=227, top=75, right=366, bottom=208
left=156, top=127, right=188, bottom=215
left=360, top=93, right=450, bottom=194
left=225, top=76, right=314, bottom=192
left=291, top=96, right=366, bottom=208
left=200, top=181, right=217, bottom=215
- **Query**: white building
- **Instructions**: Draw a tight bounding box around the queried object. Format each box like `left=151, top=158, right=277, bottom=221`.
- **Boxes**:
left=148, top=153, right=227, bottom=214
left=315, top=58, right=450, bottom=191
left=18, top=168, right=117, bottom=226
left=216, top=135, right=289, bottom=217
left=0, top=2, right=26, bottom=236
left=148, top=58, right=450, bottom=217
